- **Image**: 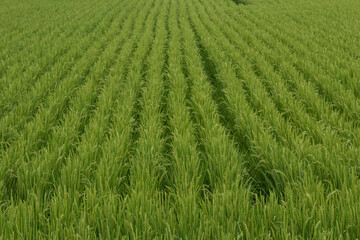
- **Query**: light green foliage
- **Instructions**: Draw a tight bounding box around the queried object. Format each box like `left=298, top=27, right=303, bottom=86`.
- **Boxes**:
left=1, top=0, right=359, bottom=238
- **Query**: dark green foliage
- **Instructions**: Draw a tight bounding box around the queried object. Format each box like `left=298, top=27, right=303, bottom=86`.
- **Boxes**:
left=232, top=0, right=249, bottom=5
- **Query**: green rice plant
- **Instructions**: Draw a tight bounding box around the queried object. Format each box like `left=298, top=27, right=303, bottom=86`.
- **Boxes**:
left=47, top=0, right=161, bottom=238
left=0, top=2, right=126, bottom=151
left=0, top=0, right=97, bottom=74
left=207, top=0, right=360, bottom=174
left=12, top=0, right=145, bottom=204
left=177, top=1, right=253, bottom=238
left=1, top=0, right=360, bottom=238
left=123, top=0, right=171, bottom=237
left=0, top=1, right=116, bottom=119
left=199, top=0, right=360, bottom=186
left=181, top=0, right=246, bottom=192
left=186, top=0, right=360, bottom=237
left=166, top=1, right=204, bottom=237
left=226, top=1, right=360, bottom=124
left=0, top=0, right=99, bottom=74
left=0, top=6, right=135, bottom=202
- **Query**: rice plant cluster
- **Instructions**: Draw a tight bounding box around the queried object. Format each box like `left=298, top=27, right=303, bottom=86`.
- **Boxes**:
left=1, top=0, right=360, bottom=238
